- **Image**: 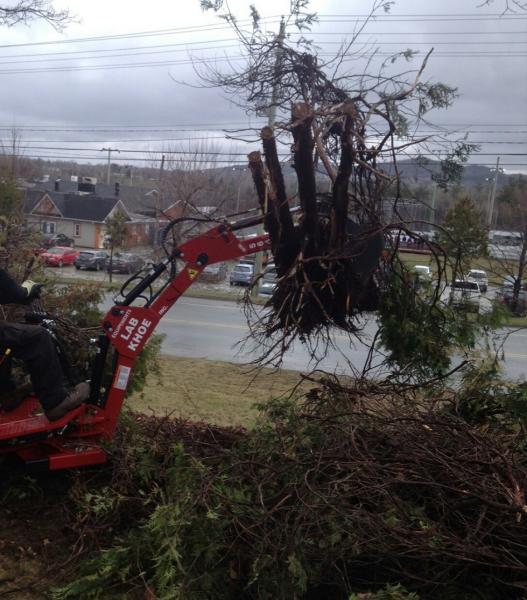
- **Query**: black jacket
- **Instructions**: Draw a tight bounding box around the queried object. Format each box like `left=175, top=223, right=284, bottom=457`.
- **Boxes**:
left=0, top=269, right=30, bottom=305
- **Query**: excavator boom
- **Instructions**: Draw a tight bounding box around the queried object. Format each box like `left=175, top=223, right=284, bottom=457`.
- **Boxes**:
left=0, top=218, right=271, bottom=470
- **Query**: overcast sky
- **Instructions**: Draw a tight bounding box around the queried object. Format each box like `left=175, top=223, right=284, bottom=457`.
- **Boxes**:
left=0, top=0, right=526, bottom=174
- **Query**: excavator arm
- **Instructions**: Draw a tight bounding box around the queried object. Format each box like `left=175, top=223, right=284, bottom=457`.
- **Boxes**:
left=95, top=218, right=272, bottom=436
left=0, top=210, right=381, bottom=470
left=0, top=215, right=271, bottom=470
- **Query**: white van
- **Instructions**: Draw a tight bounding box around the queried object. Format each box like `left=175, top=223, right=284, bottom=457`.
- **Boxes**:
left=451, top=279, right=482, bottom=312
left=413, top=265, right=432, bottom=280
left=467, top=269, right=488, bottom=293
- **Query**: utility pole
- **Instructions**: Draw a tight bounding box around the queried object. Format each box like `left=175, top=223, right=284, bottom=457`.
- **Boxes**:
left=159, top=154, right=166, bottom=182
left=101, top=147, right=120, bottom=184
left=268, top=17, right=286, bottom=129
left=429, top=183, right=437, bottom=228
left=487, top=156, right=500, bottom=228
left=252, top=17, right=286, bottom=298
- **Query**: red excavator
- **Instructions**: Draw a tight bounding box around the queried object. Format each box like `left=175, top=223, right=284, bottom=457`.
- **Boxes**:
left=0, top=213, right=382, bottom=471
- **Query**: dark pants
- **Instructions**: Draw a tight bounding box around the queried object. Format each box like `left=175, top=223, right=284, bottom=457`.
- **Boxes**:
left=0, top=322, right=67, bottom=411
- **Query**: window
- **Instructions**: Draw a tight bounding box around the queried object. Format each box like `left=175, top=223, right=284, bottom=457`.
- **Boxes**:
left=41, top=221, right=56, bottom=234
left=74, top=223, right=81, bottom=237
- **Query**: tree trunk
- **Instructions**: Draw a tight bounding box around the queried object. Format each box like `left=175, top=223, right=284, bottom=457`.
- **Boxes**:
left=258, top=128, right=299, bottom=274
left=512, top=227, right=527, bottom=314
left=290, top=103, right=319, bottom=251
left=330, top=104, right=356, bottom=251
left=109, top=245, right=114, bottom=284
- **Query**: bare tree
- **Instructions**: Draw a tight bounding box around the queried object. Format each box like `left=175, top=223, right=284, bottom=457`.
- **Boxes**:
left=156, top=141, right=247, bottom=239
left=492, top=178, right=527, bottom=315
left=0, top=127, right=25, bottom=179
left=0, top=0, right=71, bottom=30
left=105, top=211, right=128, bottom=284
left=478, top=0, right=527, bottom=13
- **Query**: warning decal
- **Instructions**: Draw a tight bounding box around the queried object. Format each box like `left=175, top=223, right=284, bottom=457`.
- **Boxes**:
left=187, top=268, right=199, bottom=279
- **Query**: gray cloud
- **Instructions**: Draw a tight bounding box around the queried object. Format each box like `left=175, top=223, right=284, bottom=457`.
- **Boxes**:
left=0, top=0, right=525, bottom=172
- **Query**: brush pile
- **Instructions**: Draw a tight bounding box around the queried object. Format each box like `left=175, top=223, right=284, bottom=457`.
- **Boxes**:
left=59, top=378, right=527, bottom=600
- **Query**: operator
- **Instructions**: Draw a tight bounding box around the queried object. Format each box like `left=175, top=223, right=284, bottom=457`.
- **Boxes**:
left=0, top=268, right=89, bottom=421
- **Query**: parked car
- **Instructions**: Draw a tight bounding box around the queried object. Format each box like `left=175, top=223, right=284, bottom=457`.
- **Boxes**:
left=201, top=262, right=227, bottom=283
left=467, top=269, right=488, bottom=293
left=74, top=250, right=109, bottom=271
left=497, top=288, right=527, bottom=317
left=40, top=246, right=79, bottom=267
left=238, top=253, right=271, bottom=267
left=238, top=257, right=255, bottom=266
left=450, top=279, right=482, bottom=312
left=229, top=262, right=254, bottom=286
left=259, top=265, right=278, bottom=296
left=413, top=265, right=432, bottom=281
left=107, top=253, right=145, bottom=274
left=501, top=275, right=526, bottom=291
left=41, top=233, right=75, bottom=249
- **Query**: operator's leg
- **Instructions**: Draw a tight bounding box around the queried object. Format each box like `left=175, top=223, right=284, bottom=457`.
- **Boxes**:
left=0, top=322, right=67, bottom=411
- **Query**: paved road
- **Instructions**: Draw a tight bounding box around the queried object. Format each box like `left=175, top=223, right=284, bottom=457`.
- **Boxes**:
left=102, top=296, right=527, bottom=380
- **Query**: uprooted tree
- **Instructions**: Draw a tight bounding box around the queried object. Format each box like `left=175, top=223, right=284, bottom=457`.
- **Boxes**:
left=197, top=0, right=484, bottom=374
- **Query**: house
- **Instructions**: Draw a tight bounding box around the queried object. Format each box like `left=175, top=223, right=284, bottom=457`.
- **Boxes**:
left=20, top=177, right=192, bottom=249
left=22, top=189, right=157, bottom=249
left=21, top=176, right=222, bottom=248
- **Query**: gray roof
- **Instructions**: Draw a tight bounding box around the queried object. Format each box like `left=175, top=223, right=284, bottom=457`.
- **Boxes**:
left=35, top=180, right=168, bottom=214
left=26, top=190, right=125, bottom=223
left=22, top=189, right=45, bottom=213
left=54, top=193, right=124, bottom=222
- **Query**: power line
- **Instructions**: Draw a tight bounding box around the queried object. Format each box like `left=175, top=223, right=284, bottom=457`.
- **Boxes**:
left=13, top=153, right=527, bottom=168
left=0, top=38, right=239, bottom=60
left=304, top=30, right=527, bottom=35
left=14, top=136, right=230, bottom=143
left=10, top=144, right=527, bottom=156
left=0, top=44, right=241, bottom=67
left=12, top=144, right=527, bottom=158
left=0, top=19, right=283, bottom=50
left=10, top=137, right=526, bottom=144
left=0, top=17, right=525, bottom=51
left=0, top=40, right=525, bottom=67
left=1, top=121, right=526, bottom=127
left=318, top=16, right=527, bottom=22
left=2, top=38, right=526, bottom=67
left=0, top=49, right=524, bottom=75
left=318, top=13, right=527, bottom=17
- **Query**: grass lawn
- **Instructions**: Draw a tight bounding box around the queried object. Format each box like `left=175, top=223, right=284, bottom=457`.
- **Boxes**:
left=51, top=274, right=266, bottom=303
left=127, top=355, right=309, bottom=428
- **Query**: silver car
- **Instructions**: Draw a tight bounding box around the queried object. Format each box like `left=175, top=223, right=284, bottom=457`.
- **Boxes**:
left=259, top=266, right=277, bottom=295
left=229, top=263, right=254, bottom=286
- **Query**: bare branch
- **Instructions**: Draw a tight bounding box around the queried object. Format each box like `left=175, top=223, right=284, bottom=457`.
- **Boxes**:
left=0, top=0, right=72, bottom=30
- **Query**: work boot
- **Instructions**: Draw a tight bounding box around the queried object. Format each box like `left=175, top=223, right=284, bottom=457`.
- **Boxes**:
left=0, top=383, right=33, bottom=413
left=46, top=382, right=90, bottom=422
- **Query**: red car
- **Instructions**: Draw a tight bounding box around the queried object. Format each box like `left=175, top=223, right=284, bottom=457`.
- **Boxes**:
left=40, top=246, right=79, bottom=267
